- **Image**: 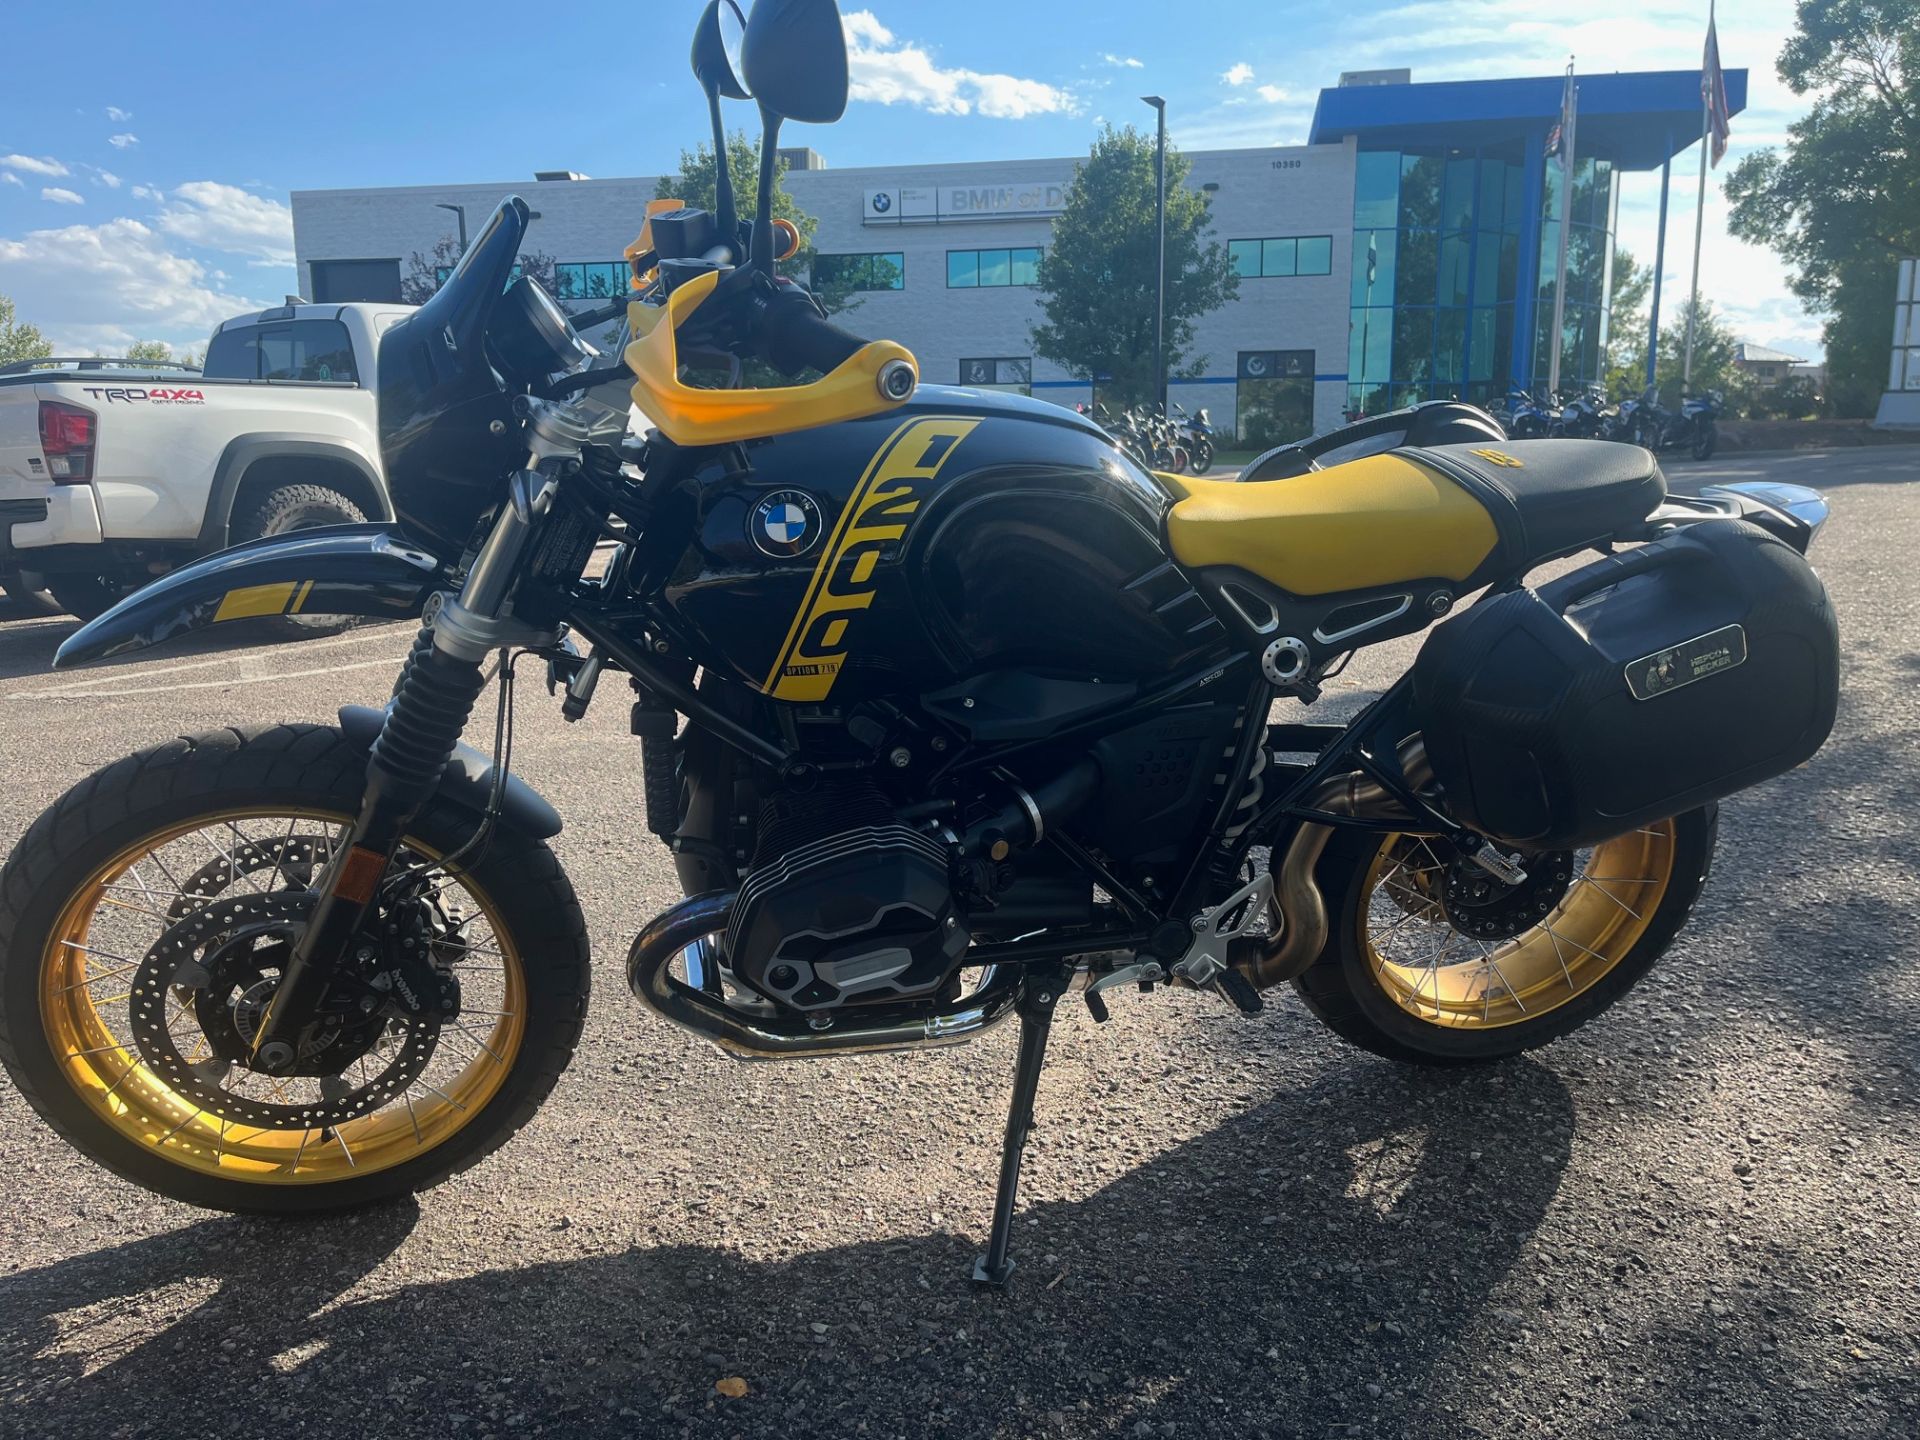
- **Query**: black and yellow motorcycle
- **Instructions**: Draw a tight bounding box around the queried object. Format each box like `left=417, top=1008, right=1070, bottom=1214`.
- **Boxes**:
left=0, top=0, right=1840, bottom=1285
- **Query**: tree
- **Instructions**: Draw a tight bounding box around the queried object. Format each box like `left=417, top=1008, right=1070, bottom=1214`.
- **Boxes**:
left=123, top=340, right=175, bottom=363
left=400, top=237, right=560, bottom=307
left=1603, top=247, right=1654, bottom=400
left=1031, top=125, right=1238, bottom=409
left=0, top=293, right=52, bottom=368
left=1653, top=298, right=1746, bottom=409
left=1725, top=0, right=1918, bottom=417
left=654, top=133, right=852, bottom=312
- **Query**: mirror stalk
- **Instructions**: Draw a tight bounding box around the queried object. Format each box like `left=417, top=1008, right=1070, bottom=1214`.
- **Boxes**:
left=753, top=108, right=783, bottom=278
left=706, top=90, right=738, bottom=255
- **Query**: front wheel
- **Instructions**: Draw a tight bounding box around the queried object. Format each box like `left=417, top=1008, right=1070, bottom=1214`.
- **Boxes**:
left=0, top=724, right=589, bottom=1212
left=1293, top=808, right=1716, bottom=1065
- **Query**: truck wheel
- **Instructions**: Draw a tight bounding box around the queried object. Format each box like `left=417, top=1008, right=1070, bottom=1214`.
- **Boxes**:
left=48, top=572, right=141, bottom=623
left=232, top=483, right=367, bottom=635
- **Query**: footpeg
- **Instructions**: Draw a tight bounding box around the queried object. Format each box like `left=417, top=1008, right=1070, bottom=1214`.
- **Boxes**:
left=1467, top=841, right=1528, bottom=886
left=1212, top=967, right=1264, bottom=1015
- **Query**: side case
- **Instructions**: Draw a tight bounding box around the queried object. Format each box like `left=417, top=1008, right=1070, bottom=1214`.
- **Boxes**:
left=1412, top=519, right=1839, bottom=849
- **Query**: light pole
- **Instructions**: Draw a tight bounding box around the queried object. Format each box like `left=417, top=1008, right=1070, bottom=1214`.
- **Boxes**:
left=434, top=202, right=468, bottom=254
left=1142, top=95, right=1167, bottom=418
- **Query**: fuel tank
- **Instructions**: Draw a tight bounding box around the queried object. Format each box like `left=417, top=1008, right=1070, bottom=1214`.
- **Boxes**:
left=640, top=386, right=1233, bottom=705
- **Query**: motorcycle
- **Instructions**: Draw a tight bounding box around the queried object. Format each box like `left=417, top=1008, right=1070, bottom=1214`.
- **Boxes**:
left=0, top=0, right=1841, bottom=1289
left=1171, top=402, right=1216, bottom=474
left=1615, top=385, right=1718, bottom=461
left=1492, top=386, right=1552, bottom=439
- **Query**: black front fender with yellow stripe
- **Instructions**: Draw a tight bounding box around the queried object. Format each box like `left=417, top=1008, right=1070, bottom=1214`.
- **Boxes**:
left=53, top=524, right=449, bottom=669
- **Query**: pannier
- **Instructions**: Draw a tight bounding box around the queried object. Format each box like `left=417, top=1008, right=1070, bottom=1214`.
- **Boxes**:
left=1412, top=519, right=1839, bottom=849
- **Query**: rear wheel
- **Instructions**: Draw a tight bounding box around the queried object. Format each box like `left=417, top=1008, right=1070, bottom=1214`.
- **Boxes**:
left=1691, top=419, right=1717, bottom=461
left=1293, top=808, right=1716, bottom=1065
left=0, top=724, right=589, bottom=1212
left=232, top=483, right=367, bottom=635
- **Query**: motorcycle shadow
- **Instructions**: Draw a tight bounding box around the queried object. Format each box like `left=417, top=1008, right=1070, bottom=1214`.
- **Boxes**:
left=0, top=1059, right=1576, bottom=1438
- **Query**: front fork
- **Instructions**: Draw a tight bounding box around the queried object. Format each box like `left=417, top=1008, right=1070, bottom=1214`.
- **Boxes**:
left=249, top=459, right=567, bottom=1073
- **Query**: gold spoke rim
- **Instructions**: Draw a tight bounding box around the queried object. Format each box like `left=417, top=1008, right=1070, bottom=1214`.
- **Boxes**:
left=1361, top=820, right=1676, bottom=1030
left=40, top=808, right=526, bottom=1185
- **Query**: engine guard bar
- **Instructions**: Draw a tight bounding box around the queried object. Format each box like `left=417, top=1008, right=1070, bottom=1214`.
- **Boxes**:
left=627, top=889, right=1028, bottom=1061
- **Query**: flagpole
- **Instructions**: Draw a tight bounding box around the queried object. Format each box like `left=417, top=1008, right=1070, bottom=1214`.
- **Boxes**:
left=1682, top=4, right=1714, bottom=391
left=1547, top=65, right=1577, bottom=398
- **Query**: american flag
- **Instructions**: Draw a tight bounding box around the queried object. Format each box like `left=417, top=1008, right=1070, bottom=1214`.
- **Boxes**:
left=1703, top=6, right=1732, bottom=166
left=1547, top=62, right=1575, bottom=165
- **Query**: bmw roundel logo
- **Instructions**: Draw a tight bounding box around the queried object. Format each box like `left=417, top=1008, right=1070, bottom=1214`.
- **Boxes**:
left=750, top=490, right=823, bottom=559
left=871, top=191, right=892, bottom=213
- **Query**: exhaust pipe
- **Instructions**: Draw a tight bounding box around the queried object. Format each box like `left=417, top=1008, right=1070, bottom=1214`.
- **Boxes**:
left=626, top=889, right=1023, bottom=1060
left=1234, top=739, right=1433, bottom=991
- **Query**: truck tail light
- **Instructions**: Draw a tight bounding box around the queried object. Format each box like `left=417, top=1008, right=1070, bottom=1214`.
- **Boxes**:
left=38, top=400, right=96, bottom=482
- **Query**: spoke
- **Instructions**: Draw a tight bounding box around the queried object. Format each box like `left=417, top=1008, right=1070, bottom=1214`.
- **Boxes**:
left=101, top=879, right=198, bottom=907
left=217, top=825, right=268, bottom=895
left=1545, top=927, right=1576, bottom=990
left=291, top=1127, right=313, bottom=1174
left=401, top=1087, right=424, bottom=1145
left=1576, top=876, right=1643, bottom=920
left=1480, top=949, right=1527, bottom=1015
left=146, top=850, right=193, bottom=905
left=59, top=938, right=141, bottom=968
left=99, top=895, right=174, bottom=924
left=64, top=1042, right=127, bottom=1060
left=1586, top=875, right=1663, bottom=885
left=271, top=817, right=301, bottom=889
left=332, top=1127, right=357, bottom=1169
left=446, top=1025, right=505, bottom=1064
left=157, top=1104, right=205, bottom=1146
left=1541, top=923, right=1615, bottom=966
left=56, top=960, right=141, bottom=994
left=103, top=1057, right=142, bottom=1098
left=413, top=1078, right=469, bottom=1113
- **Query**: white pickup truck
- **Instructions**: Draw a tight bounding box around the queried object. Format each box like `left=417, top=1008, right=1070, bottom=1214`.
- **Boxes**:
left=0, top=302, right=412, bottom=618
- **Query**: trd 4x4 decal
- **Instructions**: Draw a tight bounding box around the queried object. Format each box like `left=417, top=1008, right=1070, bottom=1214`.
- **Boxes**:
left=80, top=387, right=206, bottom=404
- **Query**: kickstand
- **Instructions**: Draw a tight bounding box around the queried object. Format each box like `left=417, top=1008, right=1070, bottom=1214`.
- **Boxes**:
left=972, top=964, right=1066, bottom=1288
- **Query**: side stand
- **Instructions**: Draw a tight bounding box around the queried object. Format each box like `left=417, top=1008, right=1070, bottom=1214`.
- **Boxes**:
left=971, top=964, right=1065, bottom=1288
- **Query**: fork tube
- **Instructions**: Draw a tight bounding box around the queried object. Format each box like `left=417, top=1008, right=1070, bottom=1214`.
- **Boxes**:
left=249, top=496, right=539, bottom=1073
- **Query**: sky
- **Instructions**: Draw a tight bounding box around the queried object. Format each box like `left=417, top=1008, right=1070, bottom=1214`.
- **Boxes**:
left=0, top=0, right=1820, bottom=362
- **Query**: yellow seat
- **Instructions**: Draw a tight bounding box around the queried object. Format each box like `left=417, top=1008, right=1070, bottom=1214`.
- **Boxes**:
left=1162, top=453, right=1500, bottom=597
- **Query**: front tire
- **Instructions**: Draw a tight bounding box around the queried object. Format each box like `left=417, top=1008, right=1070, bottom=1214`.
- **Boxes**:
left=0, top=724, right=589, bottom=1212
left=1293, top=808, right=1716, bottom=1065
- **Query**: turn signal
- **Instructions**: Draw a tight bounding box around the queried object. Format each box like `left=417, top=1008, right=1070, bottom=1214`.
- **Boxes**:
left=770, top=218, right=802, bottom=262
left=38, top=400, right=96, bottom=482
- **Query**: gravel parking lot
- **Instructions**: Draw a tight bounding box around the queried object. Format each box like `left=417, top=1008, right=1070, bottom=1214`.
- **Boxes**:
left=0, top=448, right=1914, bottom=1439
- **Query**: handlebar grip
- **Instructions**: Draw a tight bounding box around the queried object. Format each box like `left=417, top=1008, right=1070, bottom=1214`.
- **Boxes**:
left=757, top=300, right=867, bottom=378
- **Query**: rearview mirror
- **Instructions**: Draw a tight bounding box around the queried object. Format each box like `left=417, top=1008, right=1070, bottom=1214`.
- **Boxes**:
left=690, top=0, right=749, bottom=101
left=740, top=0, right=849, bottom=125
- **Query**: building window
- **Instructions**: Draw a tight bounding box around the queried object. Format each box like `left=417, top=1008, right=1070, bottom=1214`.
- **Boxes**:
left=311, top=258, right=402, bottom=304
left=814, top=252, right=905, bottom=291
left=435, top=262, right=525, bottom=290
left=1894, top=259, right=1920, bottom=391
left=948, top=247, right=1042, bottom=288
left=960, top=357, right=1032, bottom=395
left=1228, top=236, right=1333, bottom=279
left=1235, top=350, right=1314, bottom=447
left=551, top=262, right=632, bottom=299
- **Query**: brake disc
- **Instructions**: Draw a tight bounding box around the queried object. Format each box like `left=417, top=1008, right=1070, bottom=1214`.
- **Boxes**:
left=126, top=892, right=451, bottom=1131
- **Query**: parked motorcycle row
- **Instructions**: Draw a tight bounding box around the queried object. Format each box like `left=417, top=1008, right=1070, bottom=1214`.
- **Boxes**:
left=1492, top=383, right=1721, bottom=460
left=1078, top=402, right=1217, bottom=473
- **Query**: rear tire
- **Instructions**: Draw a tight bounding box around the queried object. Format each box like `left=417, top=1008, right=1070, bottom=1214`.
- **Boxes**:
left=1292, top=808, right=1717, bottom=1065
left=231, top=483, right=367, bottom=635
left=0, top=723, right=590, bottom=1213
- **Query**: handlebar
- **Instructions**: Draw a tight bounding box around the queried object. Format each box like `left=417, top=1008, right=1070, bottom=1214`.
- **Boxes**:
left=756, top=296, right=867, bottom=377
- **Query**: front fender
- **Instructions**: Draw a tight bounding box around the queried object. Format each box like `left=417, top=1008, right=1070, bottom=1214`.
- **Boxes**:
left=54, top=523, right=449, bottom=669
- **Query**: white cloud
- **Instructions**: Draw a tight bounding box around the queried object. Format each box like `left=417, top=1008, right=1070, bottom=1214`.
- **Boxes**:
left=1, top=153, right=70, bottom=177
left=106, top=106, right=133, bottom=121
left=1, top=173, right=20, bottom=188
left=130, top=184, right=162, bottom=201
left=1222, top=63, right=1255, bottom=87
left=93, top=170, right=122, bottom=188
left=843, top=10, right=1076, bottom=119
left=42, top=188, right=85, bottom=205
left=1256, top=84, right=1292, bottom=103
left=156, top=181, right=295, bottom=264
left=108, top=133, right=139, bottom=149
left=0, top=216, right=276, bottom=354
left=1102, top=53, right=1144, bottom=69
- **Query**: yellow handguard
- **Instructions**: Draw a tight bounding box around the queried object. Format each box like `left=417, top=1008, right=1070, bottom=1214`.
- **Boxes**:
left=624, top=268, right=918, bottom=448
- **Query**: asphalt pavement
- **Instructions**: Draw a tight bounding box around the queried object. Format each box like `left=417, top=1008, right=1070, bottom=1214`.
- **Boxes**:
left=0, top=448, right=1914, bottom=1439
